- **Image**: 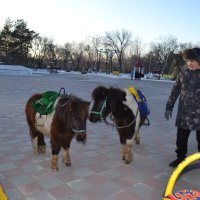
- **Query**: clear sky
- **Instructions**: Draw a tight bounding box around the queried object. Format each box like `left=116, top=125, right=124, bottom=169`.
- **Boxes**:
left=0, top=0, right=199, bottom=46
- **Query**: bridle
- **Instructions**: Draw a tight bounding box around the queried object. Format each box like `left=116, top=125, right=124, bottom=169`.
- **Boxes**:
left=90, top=97, right=107, bottom=121
left=90, top=97, right=139, bottom=129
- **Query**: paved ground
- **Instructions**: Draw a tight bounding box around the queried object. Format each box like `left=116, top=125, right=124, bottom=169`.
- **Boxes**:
left=0, top=73, right=200, bottom=200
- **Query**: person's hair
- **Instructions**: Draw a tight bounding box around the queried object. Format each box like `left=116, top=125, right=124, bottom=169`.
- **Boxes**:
left=182, top=48, right=200, bottom=64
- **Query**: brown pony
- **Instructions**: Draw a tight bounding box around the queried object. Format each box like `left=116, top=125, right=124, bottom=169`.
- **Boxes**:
left=25, top=93, right=90, bottom=171
left=89, top=86, right=146, bottom=164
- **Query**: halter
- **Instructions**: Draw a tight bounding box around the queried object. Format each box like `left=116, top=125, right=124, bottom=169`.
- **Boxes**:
left=72, top=129, right=86, bottom=133
left=90, top=97, right=107, bottom=121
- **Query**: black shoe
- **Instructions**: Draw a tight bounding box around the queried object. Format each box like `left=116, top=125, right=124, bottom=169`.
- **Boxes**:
left=169, top=158, right=185, bottom=167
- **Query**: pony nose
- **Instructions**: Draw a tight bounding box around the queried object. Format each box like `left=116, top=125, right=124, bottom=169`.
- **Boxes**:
left=75, top=132, right=87, bottom=144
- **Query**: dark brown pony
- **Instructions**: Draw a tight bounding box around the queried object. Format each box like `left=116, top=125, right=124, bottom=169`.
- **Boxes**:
left=89, top=86, right=145, bottom=164
left=25, top=93, right=90, bottom=171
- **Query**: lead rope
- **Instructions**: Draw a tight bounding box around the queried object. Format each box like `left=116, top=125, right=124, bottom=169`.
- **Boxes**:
left=104, top=108, right=139, bottom=129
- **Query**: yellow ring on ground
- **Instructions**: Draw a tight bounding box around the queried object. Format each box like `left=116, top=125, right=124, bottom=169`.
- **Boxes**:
left=164, top=152, right=200, bottom=197
left=0, top=185, right=8, bottom=200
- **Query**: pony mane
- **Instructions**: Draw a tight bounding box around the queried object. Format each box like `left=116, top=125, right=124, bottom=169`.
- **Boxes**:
left=108, top=87, right=130, bottom=117
left=108, top=87, right=126, bottom=103
left=92, top=86, right=109, bottom=100
left=92, top=86, right=126, bottom=101
left=55, top=95, right=89, bottom=125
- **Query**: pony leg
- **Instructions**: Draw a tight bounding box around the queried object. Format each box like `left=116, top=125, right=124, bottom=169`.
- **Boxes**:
left=50, top=142, right=61, bottom=171
left=121, top=145, right=126, bottom=161
left=51, top=155, right=59, bottom=171
left=62, top=148, right=71, bottom=166
left=38, top=134, right=46, bottom=153
left=124, top=144, right=133, bottom=164
left=31, top=131, right=46, bottom=154
left=135, top=131, right=140, bottom=145
left=32, top=136, right=39, bottom=154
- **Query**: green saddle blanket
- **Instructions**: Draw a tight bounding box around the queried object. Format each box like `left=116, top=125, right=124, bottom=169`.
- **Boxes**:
left=32, top=91, right=60, bottom=115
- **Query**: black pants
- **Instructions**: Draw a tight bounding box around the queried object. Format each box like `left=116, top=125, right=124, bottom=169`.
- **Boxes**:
left=175, top=128, right=200, bottom=159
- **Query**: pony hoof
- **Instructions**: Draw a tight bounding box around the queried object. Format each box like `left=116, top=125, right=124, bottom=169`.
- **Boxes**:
left=66, top=162, right=71, bottom=166
left=62, top=157, right=71, bottom=166
left=51, top=167, right=59, bottom=172
left=125, top=160, right=131, bottom=164
left=38, top=145, right=46, bottom=153
left=135, top=140, right=140, bottom=145
left=33, top=148, right=39, bottom=154
left=63, top=159, right=71, bottom=166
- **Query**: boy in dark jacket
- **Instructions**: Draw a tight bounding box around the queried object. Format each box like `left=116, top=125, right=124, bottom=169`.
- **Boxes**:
left=165, top=48, right=200, bottom=167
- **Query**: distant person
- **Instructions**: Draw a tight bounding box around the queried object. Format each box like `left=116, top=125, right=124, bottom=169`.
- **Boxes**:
left=130, top=70, right=134, bottom=80
left=135, top=71, right=139, bottom=80
left=165, top=48, right=200, bottom=167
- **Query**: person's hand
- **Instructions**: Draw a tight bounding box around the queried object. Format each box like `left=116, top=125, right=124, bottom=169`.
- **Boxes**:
left=165, top=110, right=172, bottom=120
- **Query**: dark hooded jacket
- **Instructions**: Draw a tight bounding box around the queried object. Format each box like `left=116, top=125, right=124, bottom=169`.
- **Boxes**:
left=166, top=67, right=200, bottom=130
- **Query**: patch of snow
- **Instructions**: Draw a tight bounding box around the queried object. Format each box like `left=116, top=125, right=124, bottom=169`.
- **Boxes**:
left=0, top=65, right=32, bottom=75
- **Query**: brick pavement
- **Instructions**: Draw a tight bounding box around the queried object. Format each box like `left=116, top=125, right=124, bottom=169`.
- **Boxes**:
left=0, top=73, right=200, bottom=200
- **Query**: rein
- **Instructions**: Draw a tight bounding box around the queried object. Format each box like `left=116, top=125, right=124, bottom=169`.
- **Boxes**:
left=57, top=96, right=75, bottom=107
left=104, top=108, right=139, bottom=129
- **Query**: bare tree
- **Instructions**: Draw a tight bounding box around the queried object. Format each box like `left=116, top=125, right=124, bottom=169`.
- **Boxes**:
left=130, top=36, right=144, bottom=57
left=31, top=36, right=50, bottom=68
left=150, top=35, right=179, bottom=75
left=178, top=42, right=193, bottom=52
left=60, top=43, right=71, bottom=70
left=85, top=36, right=105, bottom=72
left=104, top=29, right=132, bottom=72
left=84, top=44, right=94, bottom=69
left=69, top=42, right=84, bottom=71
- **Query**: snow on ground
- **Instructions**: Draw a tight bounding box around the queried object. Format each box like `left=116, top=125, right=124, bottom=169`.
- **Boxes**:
left=0, top=65, right=174, bottom=82
left=0, top=65, right=32, bottom=75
